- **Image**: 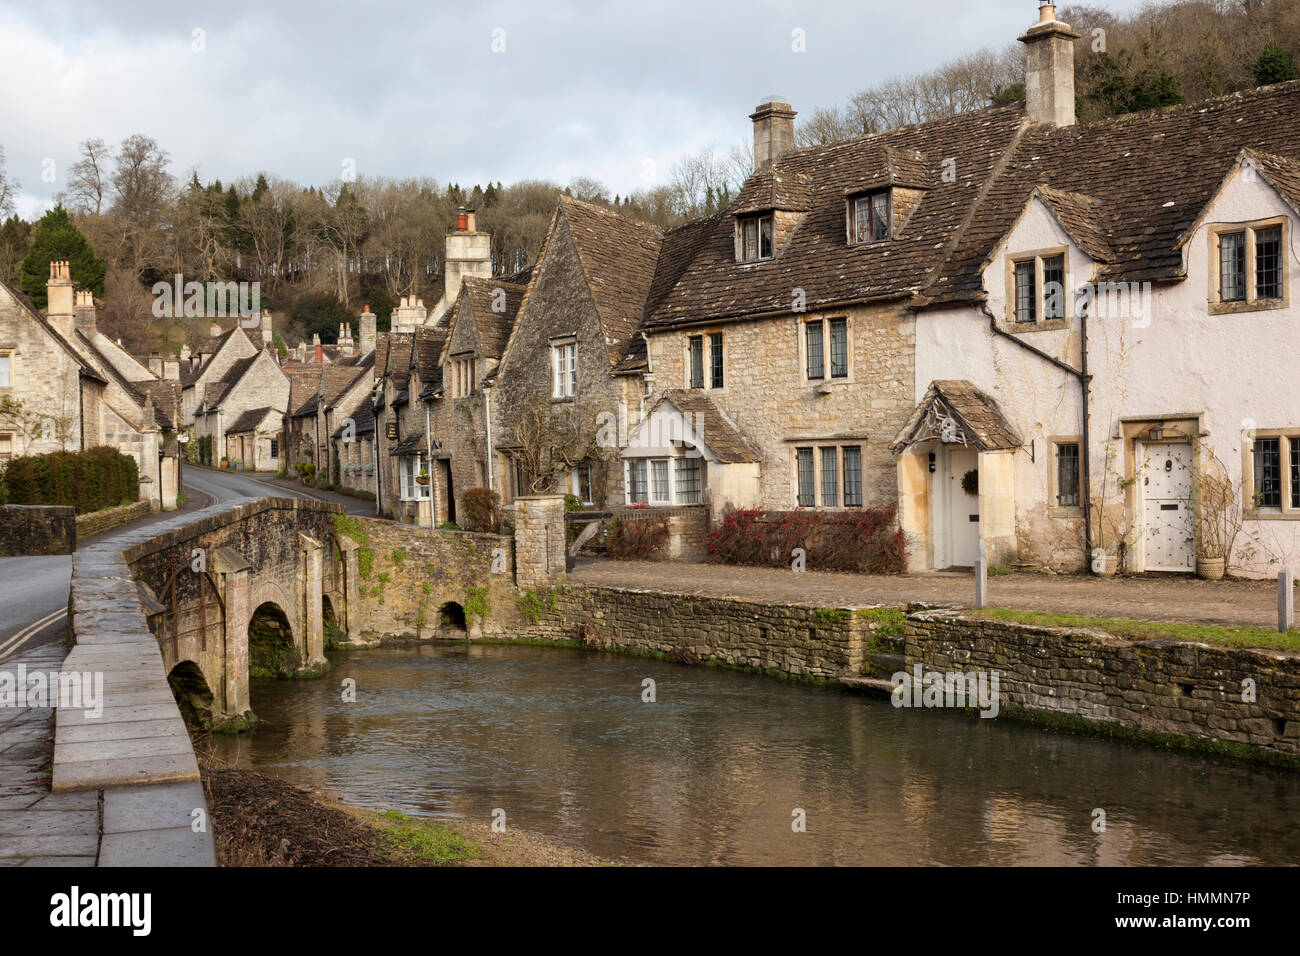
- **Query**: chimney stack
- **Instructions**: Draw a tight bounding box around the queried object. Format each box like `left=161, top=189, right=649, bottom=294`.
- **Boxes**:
left=312, top=332, right=323, bottom=365
left=750, top=100, right=797, bottom=172
left=360, top=304, right=376, bottom=356
left=444, top=208, right=491, bottom=307
left=209, top=320, right=222, bottom=338
left=392, top=294, right=427, bottom=334
left=260, top=309, right=273, bottom=348
left=73, top=290, right=97, bottom=330
left=45, top=261, right=75, bottom=338
left=1019, top=2, right=1081, bottom=127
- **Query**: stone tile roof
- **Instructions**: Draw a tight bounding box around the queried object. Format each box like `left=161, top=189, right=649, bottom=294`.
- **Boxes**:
left=133, top=380, right=182, bottom=432
left=225, top=406, right=278, bottom=435
left=385, top=332, right=413, bottom=381
left=926, top=80, right=1300, bottom=304
left=1032, top=186, right=1113, bottom=262
left=283, top=364, right=324, bottom=416
left=413, top=325, right=448, bottom=382
left=561, top=197, right=664, bottom=364
left=643, top=103, right=1027, bottom=329
left=461, top=277, right=527, bottom=360
left=730, top=167, right=813, bottom=215
left=658, top=389, right=760, bottom=463
left=333, top=403, right=374, bottom=438
left=202, top=355, right=257, bottom=409
left=1247, top=148, right=1300, bottom=211
left=891, top=379, right=1022, bottom=452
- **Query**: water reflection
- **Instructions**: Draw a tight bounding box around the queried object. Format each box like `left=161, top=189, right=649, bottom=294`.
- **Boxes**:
left=208, top=644, right=1300, bottom=866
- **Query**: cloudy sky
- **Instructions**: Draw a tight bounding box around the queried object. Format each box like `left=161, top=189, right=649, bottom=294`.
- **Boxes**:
left=1, top=0, right=1149, bottom=218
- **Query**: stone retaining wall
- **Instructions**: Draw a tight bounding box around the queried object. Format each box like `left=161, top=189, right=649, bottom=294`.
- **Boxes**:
left=610, top=506, right=709, bottom=561
left=525, top=584, right=870, bottom=679
left=75, top=500, right=152, bottom=541
left=0, top=504, right=75, bottom=555
left=906, top=611, right=1300, bottom=757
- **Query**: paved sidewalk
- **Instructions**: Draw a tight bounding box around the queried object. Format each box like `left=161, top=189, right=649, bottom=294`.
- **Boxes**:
left=0, top=642, right=99, bottom=866
left=569, top=559, right=1295, bottom=631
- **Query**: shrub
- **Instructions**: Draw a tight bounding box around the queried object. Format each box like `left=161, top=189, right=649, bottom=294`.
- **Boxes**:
left=706, top=504, right=907, bottom=574
left=461, top=487, right=501, bottom=533
left=0, top=446, right=138, bottom=514
left=605, top=516, right=670, bottom=560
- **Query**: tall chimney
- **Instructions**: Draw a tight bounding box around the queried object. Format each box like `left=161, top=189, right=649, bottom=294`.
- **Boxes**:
left=209, top=320, right=222, bottom=338
left=444, top=208, right=491, bottom=306
left=45, top=261, right=75, bottom=338
left=1019, top=2, right=1081, bottom=127
left=750, top=100, right=797, bottom=172
left=73, top=289, right=97, bottom=330
left=360, top=304, right=376, bottom=356
left=313, top=332, right=323, bottom=365
left=260, top=309, right=273, bottom=348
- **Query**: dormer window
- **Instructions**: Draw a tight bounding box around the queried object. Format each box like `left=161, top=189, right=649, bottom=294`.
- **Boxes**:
left=851, top=191, right=891, bottom=243
left=739, top=214, right=773, bottom=262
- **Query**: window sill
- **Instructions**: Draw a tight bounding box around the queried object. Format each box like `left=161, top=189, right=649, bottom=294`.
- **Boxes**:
left=1208, top=298, right=1287, bottom=316
left=1048, top=507, right=1083, bottom=519
left=1246, top=509, right=1300, bottom=521
left=551, top=395, right=575, bottom=404
left=1003, top=318, right=1069, bottom=334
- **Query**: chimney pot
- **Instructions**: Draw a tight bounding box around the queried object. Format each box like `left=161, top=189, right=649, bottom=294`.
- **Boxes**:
left=456, top=207, right=468, bottom=232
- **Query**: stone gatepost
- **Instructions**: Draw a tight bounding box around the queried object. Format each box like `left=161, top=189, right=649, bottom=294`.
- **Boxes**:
left=299, top=532, right=326, bottom=668
left=514, top=494, right=567, bottom=590
left=212, top=546, right=252, bottom=718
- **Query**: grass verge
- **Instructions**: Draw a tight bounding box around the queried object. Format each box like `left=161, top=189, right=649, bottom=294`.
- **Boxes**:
left=970, top=607, right=1300, bottom=651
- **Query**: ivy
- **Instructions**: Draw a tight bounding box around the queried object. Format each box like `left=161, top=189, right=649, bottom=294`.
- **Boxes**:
left=465, top=587, right=490, bottom=621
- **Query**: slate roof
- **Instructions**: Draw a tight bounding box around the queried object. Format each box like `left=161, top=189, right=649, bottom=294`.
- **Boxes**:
left=643, top=103, right=1027, bottom=329
left=460, top=277, right=526, bottom=360
left=226, top=406, right=279, bottom=435
left=560, top=197, right=664, bottom=364
left=926, top=80, right=1300, bottom=304
left=656, top=389, right=760, bottom=463
left=890, top=379, right=1022, bottom=452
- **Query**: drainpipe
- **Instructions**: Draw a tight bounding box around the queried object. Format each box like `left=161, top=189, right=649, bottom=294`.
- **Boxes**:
left=483, top=381, right=495, bottom=492
left=980, top=302, right=1093, bottom=557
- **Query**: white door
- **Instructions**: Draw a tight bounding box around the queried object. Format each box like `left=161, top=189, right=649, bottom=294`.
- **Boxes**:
left=1141, top=441, right=1194, bottom=572
left=947, top=447, right=981, bottom=568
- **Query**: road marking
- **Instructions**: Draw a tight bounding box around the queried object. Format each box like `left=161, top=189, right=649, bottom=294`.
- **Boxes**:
left=0, top=608, right=65, bottom=661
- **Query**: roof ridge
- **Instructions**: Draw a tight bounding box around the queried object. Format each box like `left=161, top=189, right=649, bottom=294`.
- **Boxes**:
left=561, top=194, right=664, bottom=237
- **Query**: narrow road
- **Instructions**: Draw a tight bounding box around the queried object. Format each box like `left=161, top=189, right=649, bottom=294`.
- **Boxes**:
left=0, top=466, right=369, bottom=661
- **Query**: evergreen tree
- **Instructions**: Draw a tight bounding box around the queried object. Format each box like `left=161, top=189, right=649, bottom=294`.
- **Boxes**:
left=1255, top=44, right=1298, bottom=86
left=19, top=205, right=105, bottom=308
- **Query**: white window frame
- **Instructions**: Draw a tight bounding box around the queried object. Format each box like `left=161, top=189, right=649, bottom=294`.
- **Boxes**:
left=0, top=350, right=11, bottom=388
left=552, top=340, right=577, bottom=398
left=570, top=463, right=594, bottom=505
left=624, top=455, right=704, bottom=507
left=399, top=454, right=430, bottom=501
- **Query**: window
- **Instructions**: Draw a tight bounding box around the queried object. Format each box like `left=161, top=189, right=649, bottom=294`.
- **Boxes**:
left=843, top=446, right=862, bottom=507
left=820, top=447, right=839, bottom=507
left=1257, top=226, right=1283, bottom=301
left=269, top=439, right=279, bottom=460
left=689, top=336, right=704, bottom=388
left=628, top=459, right=648, bottom=504
left=709, top=333, right=724, bottom=389
left=675, top=456, right=702, bottom=504
left=0, top=351, right=10, bottom=387
left=1254, top=437, right=1282, bottom=509
left=1014, top=261, right=1037, bottom=323
left=1043, top=255, right=1066, bottom=320
left=1293, top=441, right=1300, bottom=510
left=651, top=459, right=670, bottom=504
left=1219, top=232, right=1246, bottom=302
left=805, top=320, right=824, bottom=379
left=803, top=318, right=851, bottom=382
left=851, top=191, right=891, bottom=243
left=452, top=357, right=476, bottom=398
left=572, top=464, right=594, bottom=505
left=552, top=341, right=576, bottom=398
left=829, top=318, right=848, bottom=378
left=0, top=433, right=11, bottom=464
left=1055, top=442, right=1080, bottom=508
left=739, top=214, right=774, bottom=262
left=796, top=447, right=815, bottom=507
left=1212, top=220, right=1288, bottom=311
left=399, top=455, right=430, bottom=501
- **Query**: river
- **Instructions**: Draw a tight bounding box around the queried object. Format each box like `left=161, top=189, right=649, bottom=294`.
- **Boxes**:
left=209, top=643, right=1300, bottom=866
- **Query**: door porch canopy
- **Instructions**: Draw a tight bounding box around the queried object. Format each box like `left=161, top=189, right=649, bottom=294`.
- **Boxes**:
left=890, top=379, right=1022, bottom=454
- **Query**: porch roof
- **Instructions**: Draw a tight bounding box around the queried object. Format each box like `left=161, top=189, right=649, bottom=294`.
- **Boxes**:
left=891, top=379, right=1022, bottom=453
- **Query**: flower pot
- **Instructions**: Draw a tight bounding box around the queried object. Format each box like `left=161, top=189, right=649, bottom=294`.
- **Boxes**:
left=1091, top=551, right=1117, bottom=577
left=1196, top=556, right=1226, bottom=581
left=416, top=475, right=430, bottom=486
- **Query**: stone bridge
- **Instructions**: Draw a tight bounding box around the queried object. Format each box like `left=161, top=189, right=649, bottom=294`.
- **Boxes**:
left=121, top=496, right=349, bottom=726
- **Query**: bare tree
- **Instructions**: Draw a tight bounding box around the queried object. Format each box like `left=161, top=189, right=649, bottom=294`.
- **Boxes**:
left=0, top=146, right=18, bottom=218
left=66, top=138, right=111, bottom=215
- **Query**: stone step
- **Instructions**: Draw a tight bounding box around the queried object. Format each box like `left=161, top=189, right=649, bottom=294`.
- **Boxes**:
left=840, top=675, right=896, bottom=696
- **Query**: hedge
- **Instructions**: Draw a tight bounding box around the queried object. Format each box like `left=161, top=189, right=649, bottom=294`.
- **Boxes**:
left=461, top=487, right=502, bottom=533
left=0, top=447, right=140, bottom=514
left=706, top=504, right=907, bottom=574
left=605, top=515, right=670, bottom=559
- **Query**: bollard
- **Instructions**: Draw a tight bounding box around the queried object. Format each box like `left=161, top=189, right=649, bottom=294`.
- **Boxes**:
left=1280, top=569, right=1294, bottom=633
left=974, top=555, right=988, bottom=610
